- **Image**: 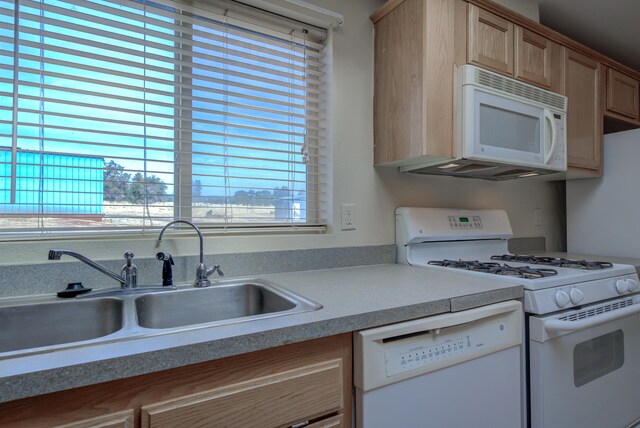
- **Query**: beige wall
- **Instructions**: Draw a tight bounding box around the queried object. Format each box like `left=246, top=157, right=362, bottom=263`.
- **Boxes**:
left=0, top=0, right=563, bottom=266
left=492, top=0, right=540, bottom=21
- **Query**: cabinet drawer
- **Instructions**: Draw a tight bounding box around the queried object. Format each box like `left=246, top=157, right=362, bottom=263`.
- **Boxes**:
left=52, top=410, right=134, bottom=428
left=307, top=414, right=344, bottom=428
left=140, top=359, right=343, bottom=428
left=606, top=68, right=640, bottom=120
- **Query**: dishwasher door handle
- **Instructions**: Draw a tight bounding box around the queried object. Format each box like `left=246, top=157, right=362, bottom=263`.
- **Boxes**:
left=360, top=300, right=521, bottom=343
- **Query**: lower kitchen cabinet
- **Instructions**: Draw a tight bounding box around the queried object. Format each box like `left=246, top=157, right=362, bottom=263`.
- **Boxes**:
left=140, top=359, right=344, bottom=427
left=0, top=334, right=352, bottom=428
left=53, top=410, right=135, bottom=428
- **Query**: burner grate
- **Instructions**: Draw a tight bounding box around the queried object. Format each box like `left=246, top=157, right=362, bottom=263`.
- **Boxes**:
left=428, top=259, right=558, bottom=279
left=491, top=254, right=613, bottom=270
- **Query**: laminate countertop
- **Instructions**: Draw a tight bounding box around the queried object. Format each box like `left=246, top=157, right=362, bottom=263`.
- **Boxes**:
left=0, top=263, right=523, bottom=403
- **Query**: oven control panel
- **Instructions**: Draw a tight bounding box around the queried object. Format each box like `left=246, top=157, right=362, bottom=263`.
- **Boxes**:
left=524, top=273, right=640, bottom=314
left=448, top=215, right=483, bottom=229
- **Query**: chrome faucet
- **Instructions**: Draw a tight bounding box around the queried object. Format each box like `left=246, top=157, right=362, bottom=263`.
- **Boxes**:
left=48, top=249, right=138, bottom=289
left=157, top=220, right=223, bottom=287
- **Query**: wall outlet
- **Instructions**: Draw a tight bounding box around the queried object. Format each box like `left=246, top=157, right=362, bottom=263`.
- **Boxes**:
left=534, top=208, right=542, bottom=227
left=341, top=204, right=356, bottom=230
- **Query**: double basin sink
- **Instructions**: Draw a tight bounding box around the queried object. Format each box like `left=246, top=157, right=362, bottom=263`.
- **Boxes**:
left=0, top=279, right=322, bottom=357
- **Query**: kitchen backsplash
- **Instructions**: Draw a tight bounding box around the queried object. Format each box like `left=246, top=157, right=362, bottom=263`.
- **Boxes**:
left=0, top=245, right=396, bottom=298
left=0, top=237, right=545, bottom=298
left=508, top=237, right=546, bottom=255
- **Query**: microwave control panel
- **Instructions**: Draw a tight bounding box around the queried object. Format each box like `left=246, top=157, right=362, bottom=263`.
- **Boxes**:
left=549, top=113, right=567, bottom=166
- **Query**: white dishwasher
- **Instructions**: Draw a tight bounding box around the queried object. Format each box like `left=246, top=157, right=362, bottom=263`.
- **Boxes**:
left=354, top=300, right=523, bottom=428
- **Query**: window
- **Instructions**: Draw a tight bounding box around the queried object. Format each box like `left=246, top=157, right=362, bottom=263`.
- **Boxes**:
left=0, top=0, right=328, bottom=235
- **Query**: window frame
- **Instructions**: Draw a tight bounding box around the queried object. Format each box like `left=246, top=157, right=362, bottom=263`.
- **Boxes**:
left=0, top=0, right=330, bottom=239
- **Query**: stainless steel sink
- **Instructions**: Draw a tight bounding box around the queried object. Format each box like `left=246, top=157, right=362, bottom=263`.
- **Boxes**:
left=0, top=278, right=321, bottom=360
left=135, top=279, right=321, bottom=329
left=0, top=298, right=124, bottom=353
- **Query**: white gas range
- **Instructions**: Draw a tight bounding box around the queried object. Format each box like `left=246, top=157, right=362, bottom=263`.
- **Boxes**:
left=396, top=207, right=640, bottom=428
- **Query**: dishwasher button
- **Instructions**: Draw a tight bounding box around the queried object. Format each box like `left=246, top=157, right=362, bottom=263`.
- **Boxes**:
left=554, top=290, right=570, bottom=307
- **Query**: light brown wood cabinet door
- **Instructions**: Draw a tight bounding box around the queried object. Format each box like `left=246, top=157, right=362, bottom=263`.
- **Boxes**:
left=515, top=27, right=555, bottom=89
left=468, top=4, right=514, bottom=76
left=564, top=49, right=602, bottom=170
left=52, top=410, right=134, bottom=428
left=606, top=68, right=640, bottom=120
left=140, top=359, right=344, bottom=428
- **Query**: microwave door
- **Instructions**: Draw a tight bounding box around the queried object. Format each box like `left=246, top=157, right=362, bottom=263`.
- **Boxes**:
left=468, top=90, right=545, bottom=166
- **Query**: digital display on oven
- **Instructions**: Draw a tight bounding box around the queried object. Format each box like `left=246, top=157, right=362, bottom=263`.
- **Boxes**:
left=448, top=215, right=483, bottom=229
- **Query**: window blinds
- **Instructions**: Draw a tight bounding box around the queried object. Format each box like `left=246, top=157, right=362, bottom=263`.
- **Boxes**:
left=0, top=0, right=328, bottom=235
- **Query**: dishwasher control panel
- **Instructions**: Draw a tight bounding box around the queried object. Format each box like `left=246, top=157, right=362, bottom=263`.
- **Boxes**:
left=353, top=300, right=523, bottom=392
left=385, top=336, right=471, bottom=377
left=383, top=317, right=509, bottom=377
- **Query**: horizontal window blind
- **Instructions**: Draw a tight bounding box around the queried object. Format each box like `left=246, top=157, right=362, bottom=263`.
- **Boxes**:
left=0, top=0, right=328, bottom=235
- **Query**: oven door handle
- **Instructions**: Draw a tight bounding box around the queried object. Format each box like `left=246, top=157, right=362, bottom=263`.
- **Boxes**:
left=544, top=303, right=640, bottom=333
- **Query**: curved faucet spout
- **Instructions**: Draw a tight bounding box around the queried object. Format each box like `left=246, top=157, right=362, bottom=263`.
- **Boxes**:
left=157, top=220, right=222, bottom=287
left=158, top=220, right=204, bottom=266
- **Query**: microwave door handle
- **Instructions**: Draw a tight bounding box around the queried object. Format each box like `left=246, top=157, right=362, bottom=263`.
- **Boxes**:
left=543, top=109, right=557, bottom=164
left=543, top=302, right=640, bottom=334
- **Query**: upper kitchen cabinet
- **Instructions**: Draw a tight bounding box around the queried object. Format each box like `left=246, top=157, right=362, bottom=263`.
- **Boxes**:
left=563, top=49, right=602, bottom=172
left=467, top=4, right=514, bottom=76
left=605, top=67, right=640, bottom=124
left=371, top=0, right=457, bottom=165
left=515, top=27, right=562, bottom=92
left=467, top=4, right=563, bottom=93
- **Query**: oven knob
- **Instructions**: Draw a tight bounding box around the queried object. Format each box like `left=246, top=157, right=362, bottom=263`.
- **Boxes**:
left=569, top=288, right=584, bottom=305
left=627, top=279, right=640, bottom=292
left=554, top=290, right=570, bottom=307
left=615, top=279, right=629, bottom=294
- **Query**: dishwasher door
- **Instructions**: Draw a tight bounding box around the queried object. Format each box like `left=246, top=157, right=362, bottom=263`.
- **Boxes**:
left=354, top=300, right=523, bottom=428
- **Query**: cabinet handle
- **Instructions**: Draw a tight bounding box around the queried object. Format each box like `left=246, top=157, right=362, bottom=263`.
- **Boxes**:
left=291, top=421, right=310, bottom=428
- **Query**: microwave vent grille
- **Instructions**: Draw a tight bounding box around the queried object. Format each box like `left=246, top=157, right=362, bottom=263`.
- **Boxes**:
left=557, top=298, right=636, bottom=322
left=475, top=68, right=566, bottom=111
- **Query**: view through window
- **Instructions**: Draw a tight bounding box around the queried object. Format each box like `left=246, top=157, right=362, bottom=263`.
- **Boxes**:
left=0, top=0, right=327, bottom=234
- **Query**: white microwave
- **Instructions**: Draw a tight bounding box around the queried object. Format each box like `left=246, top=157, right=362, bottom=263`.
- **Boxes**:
left=401, top=65, right=567, bottom=180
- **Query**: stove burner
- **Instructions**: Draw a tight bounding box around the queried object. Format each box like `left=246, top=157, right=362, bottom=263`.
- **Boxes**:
left=491, top=255, right=613, bottom=270
left=428, top=259, right=558, bottom=279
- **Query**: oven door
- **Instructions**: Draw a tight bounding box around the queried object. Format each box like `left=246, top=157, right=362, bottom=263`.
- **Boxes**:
left=528, top=295, right=640, bottom=428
